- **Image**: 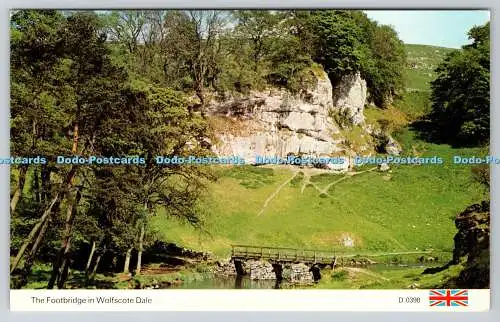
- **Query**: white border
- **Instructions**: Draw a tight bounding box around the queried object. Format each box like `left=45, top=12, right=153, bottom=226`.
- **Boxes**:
left=10, top=290, right=490, bottom=311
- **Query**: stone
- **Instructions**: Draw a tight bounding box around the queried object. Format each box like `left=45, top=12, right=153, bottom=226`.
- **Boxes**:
left=213, top=260, right=237, bottom=276
left=248, top=260, right=275, bottom=280
left=379, top=162, right=390, bottom=172
left=385, top=136, right=402, bottom=155
left=288, top=263, right=314, bottom=284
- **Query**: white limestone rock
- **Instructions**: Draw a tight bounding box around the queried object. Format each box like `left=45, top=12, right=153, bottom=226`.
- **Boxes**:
left=332, top=71, right=367, bottom=126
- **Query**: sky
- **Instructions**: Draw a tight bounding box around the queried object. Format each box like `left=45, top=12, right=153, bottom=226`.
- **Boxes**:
left=365, top=10, right=490, bottom=48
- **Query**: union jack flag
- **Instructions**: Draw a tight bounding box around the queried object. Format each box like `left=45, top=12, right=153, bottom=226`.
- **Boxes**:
left=429, top=289, right=469, bottom=307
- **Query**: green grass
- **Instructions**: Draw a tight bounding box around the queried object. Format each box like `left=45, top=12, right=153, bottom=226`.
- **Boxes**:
left=315, top=262, right=465, bottom=289
left=392, top=44, right=457, bottom=122
left=150, top=130, right=486, bottom=258
left=404, top=44, right=456, bottom=91
left=393, top=91, right=431, bottom=121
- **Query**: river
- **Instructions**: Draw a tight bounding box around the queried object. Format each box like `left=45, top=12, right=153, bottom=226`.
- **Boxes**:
left=167, top=263, right=432, bottom=289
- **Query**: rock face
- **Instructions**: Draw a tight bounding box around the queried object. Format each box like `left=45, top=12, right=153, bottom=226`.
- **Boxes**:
left=452, top=201, right=490, bottom=288
left=385, top=136, right=402, bottom=155
left=207, top=70, right=369, bottom=163
left=213, top=260, right=237, bottom=276
left=332, top=72, right=367, bottom=125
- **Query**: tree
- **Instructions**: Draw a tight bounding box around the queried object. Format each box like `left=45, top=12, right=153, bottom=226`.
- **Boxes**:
left=10, top=10, right=67, bottom=214
left=300, top=10, right=365, bottom=85
left=290, top=10, right=406, bottom=106
left=164, top=11, right=229, bottom=111
left=363, top=23, right=406, bottom=107
left=233, top=11, right=281, bottom=71
left=429, top=22, right=490, bottom=145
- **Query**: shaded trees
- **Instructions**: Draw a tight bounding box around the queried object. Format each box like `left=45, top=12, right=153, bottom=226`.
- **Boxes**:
left=10, top=10, right=213, bottom=289
left=429, top=22, right=490, bottom=145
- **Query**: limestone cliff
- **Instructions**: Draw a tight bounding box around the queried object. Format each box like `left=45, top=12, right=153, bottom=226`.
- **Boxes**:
left=206, top=69, right=377, bottom=167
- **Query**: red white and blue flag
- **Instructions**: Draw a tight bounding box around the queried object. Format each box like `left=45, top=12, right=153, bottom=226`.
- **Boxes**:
left=429, top=289, right=469, bottom=307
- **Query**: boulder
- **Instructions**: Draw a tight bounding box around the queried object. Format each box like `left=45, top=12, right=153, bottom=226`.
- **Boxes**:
left=385, top=136, right=402, bottom=155
left=379, top=162, right=390, bottom=172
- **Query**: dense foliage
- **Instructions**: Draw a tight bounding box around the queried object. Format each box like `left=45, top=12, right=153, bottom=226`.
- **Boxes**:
left=101, top=10, right=406, bottom=105
left=10, top=9, right=487, bottom=290
left=429, top=22, right=490, bottom=145
left=10, top=10, right=213, bottom=289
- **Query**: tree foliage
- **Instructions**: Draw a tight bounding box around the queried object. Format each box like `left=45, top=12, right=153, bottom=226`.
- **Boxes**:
left=10, top=9, right=412, bottom=288
left=10, top=10, right=213, bottom=288
left=429, top=22, right=490, bottom=145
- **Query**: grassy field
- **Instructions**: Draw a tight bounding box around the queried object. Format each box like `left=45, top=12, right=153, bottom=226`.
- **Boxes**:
left=314, top=262, right=465, bottom=289
left=151, top=129, right=486, bottom=258
left=403, top=44, right=456, bottom=92
left=390, top=44, right=457, bottom=121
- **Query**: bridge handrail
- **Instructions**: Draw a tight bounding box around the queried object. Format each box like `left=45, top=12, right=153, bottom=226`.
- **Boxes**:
left=231, top=244, right=336, bottom=254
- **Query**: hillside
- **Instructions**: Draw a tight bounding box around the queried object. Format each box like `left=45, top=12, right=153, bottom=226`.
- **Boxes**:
left=150, top=43, right=485, bottom=261
left=392, top=44, right=456, bottom=121
left=404, top=44, right=456, bottom=92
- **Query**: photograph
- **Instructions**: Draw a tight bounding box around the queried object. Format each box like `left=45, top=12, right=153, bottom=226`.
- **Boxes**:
left=9, top=9, right=490, bottom=294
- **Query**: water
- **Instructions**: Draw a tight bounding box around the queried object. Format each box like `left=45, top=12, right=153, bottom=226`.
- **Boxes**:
left=169, top=275, right=279, bottom=289
left=167, top=263, right=435, bottom=289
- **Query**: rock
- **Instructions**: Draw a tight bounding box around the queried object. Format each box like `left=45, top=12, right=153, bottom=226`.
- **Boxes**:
left=379, top=162, right=390, bottom=172
left=208, top=69, right=370, bottom=163
left=385, top=136, right=402, bottom=155
left=340, top=233, right=355, bottom=247
left=332, top=71, right=367, bottom=125
left=248, top=260, right=275, bottom=280
left=451, top=201, right=490, bottom=288
left=288, top=263, right=314, bottom=284
left=213, top=259, right=237, bottom=276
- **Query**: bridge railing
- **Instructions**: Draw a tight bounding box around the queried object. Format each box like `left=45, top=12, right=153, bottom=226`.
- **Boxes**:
left=231, top=244, right=336, bottom=264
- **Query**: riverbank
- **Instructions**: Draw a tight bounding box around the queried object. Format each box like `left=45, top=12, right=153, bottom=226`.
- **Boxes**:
left=17, top=257, right=464, bottom=290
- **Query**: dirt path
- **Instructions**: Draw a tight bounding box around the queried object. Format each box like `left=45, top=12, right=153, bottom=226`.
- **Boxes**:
left=257, top=171, right=299, bottom=216
left=318, top=166, right=378, bottom=195
left=257, top=166, right=378, bottom=216
left=301, top=171, right=326, bottom=195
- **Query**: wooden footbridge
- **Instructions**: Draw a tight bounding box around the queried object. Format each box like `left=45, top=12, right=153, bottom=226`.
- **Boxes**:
left=230, top=244, right=448, bottom=266
left=231, top=244, right=337, bottom=265
left=230, top=244, right=450, bottom=282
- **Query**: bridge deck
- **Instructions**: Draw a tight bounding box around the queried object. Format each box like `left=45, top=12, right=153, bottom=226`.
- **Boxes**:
left=231, top=244, right=336, bottom=265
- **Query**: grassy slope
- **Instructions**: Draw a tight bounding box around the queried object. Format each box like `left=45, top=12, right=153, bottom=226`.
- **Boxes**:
left=151, top=43, right=484, bottom=262
left=394, top=44, right=456, bottom=120
left=403, top=44, right=456, bottom=92
left=152, top=133, right=485, bottom=258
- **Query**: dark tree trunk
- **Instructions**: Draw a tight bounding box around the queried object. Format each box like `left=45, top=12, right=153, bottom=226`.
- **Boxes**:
left=89, top=247, right=105, bottom=284
left=48, top=188, right=81, bottom=289
left=10, top=165, right=28, bottom=214
left=124, top=247, right=132, bottom=273
left=20, top=216, right=50, bottom=285
left=41, top=165, right=51, bottom=204
left=10, top=165, right=77, bottom=274
left=136, top=223, right=145, bottom=275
